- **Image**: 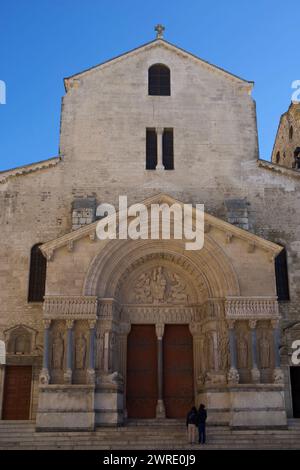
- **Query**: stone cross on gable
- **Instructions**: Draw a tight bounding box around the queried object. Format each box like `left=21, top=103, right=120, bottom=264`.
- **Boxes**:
left=155, top=24, right=165, bottom=39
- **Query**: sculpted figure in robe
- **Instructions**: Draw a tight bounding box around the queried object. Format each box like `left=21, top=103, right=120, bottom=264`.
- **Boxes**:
left=168, top=272, right=188, bottom=303
left=75, top=333, right=87, bottom=370
left=237, top=335, right=248, bottom=369
left=259, top=333, right=270, bottom=369
left=151, top=267, right=167, bottom=303
left=205, top=333, right=215, bottom=370
left=134, top=272, right=152, bottom=302
left=52, top=332, right=64, bottom=370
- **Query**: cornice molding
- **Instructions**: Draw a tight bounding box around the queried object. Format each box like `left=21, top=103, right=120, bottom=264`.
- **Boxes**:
left=0, top=157, right=61, bottom=184
left=39, top=193, right=282, bottom=260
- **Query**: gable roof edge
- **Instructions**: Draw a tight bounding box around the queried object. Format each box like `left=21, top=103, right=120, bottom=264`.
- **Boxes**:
left=64, top=39, right=253, bottom=92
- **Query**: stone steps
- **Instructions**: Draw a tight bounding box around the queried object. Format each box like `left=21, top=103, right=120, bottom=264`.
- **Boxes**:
left=0, top=420, right=299, bottom=449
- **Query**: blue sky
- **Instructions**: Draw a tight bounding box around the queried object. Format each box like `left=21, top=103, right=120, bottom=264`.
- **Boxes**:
left=0, top=0, right=299, bottom=171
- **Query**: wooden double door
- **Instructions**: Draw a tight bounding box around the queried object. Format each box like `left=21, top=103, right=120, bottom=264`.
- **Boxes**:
left=291, top=367, right=300, bottom=418
left=126, top=324, right=194, bottom=419
left=2, top=366, right=32, bottom=420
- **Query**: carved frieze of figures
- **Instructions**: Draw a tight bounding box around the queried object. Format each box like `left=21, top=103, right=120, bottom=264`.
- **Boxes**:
left=75, top=333, right=87, bottom=370
left=237, top=334, right=248, bottom=369
left=132, top=266, right=188, bottom=304
left=259, top=332, right=271, bottom=369
left=51, top=332, right=64, bottom=370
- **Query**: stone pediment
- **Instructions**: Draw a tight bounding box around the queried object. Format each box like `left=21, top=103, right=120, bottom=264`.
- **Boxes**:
left=64, top=38, right=253, bottom=91
left=39, top=193, right=282, bottom=261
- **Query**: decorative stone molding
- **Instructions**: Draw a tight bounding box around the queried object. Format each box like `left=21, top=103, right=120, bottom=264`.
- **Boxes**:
left=4, top=324, right=39, bottom=356
left=98, top=298, right=121, bottom=320
left=121, top=305, right=196, bottom=324
left=64, top=40, right=252, bottom=93
left=225, top=297, right=279, bottom=319
left=0, top=156, right=60, bottom=184
left=43, top=296, right=98, bottom=320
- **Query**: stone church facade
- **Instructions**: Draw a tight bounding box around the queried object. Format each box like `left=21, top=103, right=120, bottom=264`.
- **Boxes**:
left=0, top=31, right=300, bottom=431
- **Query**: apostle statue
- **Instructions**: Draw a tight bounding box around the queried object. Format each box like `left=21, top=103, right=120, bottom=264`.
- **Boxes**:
left=75, top=332, right=87, bottom=370
left=52, top=332, right=64, bottom=370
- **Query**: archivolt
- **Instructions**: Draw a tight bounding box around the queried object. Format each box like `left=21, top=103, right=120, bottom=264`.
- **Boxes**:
left=83, top=235, right=240, bottom=300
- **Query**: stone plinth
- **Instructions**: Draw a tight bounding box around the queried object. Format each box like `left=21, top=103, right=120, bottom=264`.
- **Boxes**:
left=229, top=384, right=287, bottom=429
left=94, top=381, right=124, bottom=426
left=197, top=383, right=287, bottom=429
left=36, top=384, right=95, bottom=431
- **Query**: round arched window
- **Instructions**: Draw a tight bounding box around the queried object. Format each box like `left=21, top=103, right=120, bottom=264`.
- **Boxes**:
left=148, top=64, right=170, bottom=96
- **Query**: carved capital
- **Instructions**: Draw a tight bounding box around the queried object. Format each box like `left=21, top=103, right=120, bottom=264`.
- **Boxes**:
left=43, top=319, right=51, bottom=329
left=249, top=319, right=257, bottom=330
left=66, top=319, right=74, bottom=329
left=88, top=320, right=96, bottom=330
left=227, top=319, right=236, bottom=330
left=155, top=323, right=165, bottom=340
left=271, top=319, right=280, bottom=329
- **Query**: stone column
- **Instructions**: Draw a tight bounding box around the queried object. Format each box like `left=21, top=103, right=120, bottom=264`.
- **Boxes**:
left=249, top=320, right=260, bottom=383
left=39, top=319, right=51, bottom=385
left=155, top=323, right=165, bottom=418
left=87, top=320, right=96, bottom=384
left=119, top=323, right=131, bottom=419
left=155, top=127, right=165, bottom=170
left=64, top=320, right=74, bottom=384
left=189, top=323, right=204, bottom=389
left=103, top=330, right=111, bottom=373
left=227, top=320, right=239, bottom=384
left=272, top=319, right=284, bottom=384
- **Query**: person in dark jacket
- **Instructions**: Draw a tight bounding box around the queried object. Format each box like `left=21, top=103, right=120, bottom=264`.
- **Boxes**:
left=186, top=406, right=198, bottom=444
left=197, top=404, right=207, bottom=444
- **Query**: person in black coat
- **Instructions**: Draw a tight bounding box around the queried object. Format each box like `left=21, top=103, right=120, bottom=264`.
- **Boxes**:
left=197, top=403, right=207, bottom=444
left=186, top=406, right=198, bottom=444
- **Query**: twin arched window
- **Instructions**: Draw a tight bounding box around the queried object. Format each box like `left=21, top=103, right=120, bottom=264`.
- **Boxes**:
left=28, top=243, right=47, bottom=302
left=148, top=64, right=170, bottom=96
